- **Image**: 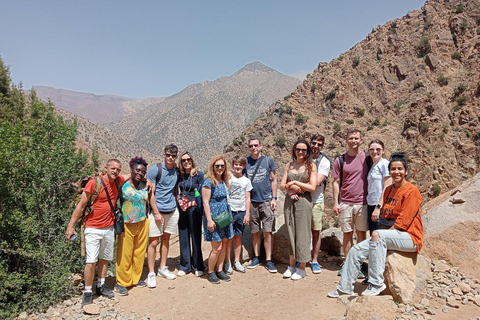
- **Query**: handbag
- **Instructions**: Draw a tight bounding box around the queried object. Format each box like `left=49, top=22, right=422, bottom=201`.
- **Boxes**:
left=177, top=195, right=197, bottom=211
left=213, top=183, right=233, bottom=229
left=378, top=216, right=395, bottom=229
left=101, top=178, right=125, bottom=235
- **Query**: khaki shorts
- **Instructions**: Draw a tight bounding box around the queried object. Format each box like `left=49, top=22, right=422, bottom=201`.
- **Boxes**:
left=312, top=202, right=324, bottom=231
left=339, top=203, right=368, bottom=233
left=84, top=226, right=115, bottom=263
left=250, top=201, right=276, bottom=233
left=148, top=208, right=179, bottom=237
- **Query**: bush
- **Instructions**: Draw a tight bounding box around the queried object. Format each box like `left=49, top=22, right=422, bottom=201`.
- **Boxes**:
left=346, top=119, right=354, bottom=125
left=372, top=117, right=381, bottom=127
left=278, top=107, right=285, bottom=116
left=418, top=123, right=429, bottom=133
left=333, top=122, right=341, bottom=134
left=352, top=56, right=360, bottom=68
left=437, top=75, right=449, bottom=86
left=431, top=184, right=441, bottom=197
left=416, top=36, right=431, bottom=57
left=454, top=84, right=467, bottom=97
left=310, top=84, right=316, bottom=93
left=460, top=18, right=468, bottom=31
left=454, top=4, right=464, bottom=14
left=451, top=51, right=461, bottom=60
left=0, top=57, right=93, bottom=319
left=465, top=129, right=471, bottom=138
left=367, top=126, right=373, bottom=131
left=328, top=141, right=336, bottom=149
left=240, top=135, right=245, bottom=142
left=357, top=108, right=365, bottom=117
left=338, top=55, right=344, bottom=60
left=275, top=135, right=286, bottom=148
left=326, top=90, right=336, bottom=100
left=233, top=138, right=240, bottom=146
left=283, top=94, right=291, bottom=100
left=285, top=104, right=293, bottom=114
left=295, top=113, right=309, bottom=124
left=413, top=81, right=424, bottom=90
left=455, top=95, right=469, bottom=106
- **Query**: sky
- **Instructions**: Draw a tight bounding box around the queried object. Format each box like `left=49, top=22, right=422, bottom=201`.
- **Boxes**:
left=0, top=0, right=425, bottom=99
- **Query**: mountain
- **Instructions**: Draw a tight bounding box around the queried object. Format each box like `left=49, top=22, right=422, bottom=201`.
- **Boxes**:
left=33, top=86, right=164, bottom=124
left=291, top=71, right=311, bottom=81
left=108, top=61, right=302, bottom=167
left=224, top=0, right=480, bottom=202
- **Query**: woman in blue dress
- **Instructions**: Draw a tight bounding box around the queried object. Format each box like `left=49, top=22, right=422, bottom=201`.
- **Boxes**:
left=202, top=154, right=234, bottom=284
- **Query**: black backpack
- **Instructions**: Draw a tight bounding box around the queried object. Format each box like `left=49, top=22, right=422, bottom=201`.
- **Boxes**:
left=314, top=152, right=332, bottom=191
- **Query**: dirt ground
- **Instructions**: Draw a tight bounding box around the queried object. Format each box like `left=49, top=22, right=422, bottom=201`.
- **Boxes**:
left=110, top=235, right=480, bottom=320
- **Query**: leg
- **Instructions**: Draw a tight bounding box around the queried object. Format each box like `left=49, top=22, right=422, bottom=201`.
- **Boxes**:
left=84, top=262, right=97, bottom=287
left=252, top=232, right=261, bottom=257
left=311, top=202, right=324, bottom=263
left=191, top=207, right=204, bottom=271
left=233, top=235, right=242, bottom=263
left=264, top=232, right=273, bottom=261
left=367, top=205, right=377, bottom=236
left=225, top=238, right=233, bottom=263
left=216, top=238, right=228, bottom=272
left=311, top=230, right=321, bottom=263
left=338, top=238, right=370, bottom=293
left=356, top=230, right=367, bottom=244
left=116, top=225, right=134, bottom=287
left=147, top=237, right=159, bottom=273
left=97, top=259, right=109, bottom=279
left=132, top=220, right=149, bottom=285
left=178, top=208, right=192, bottom=272
left=159, top=233, right=171, bottom=269
left=343, top=231, right=354, bottom=258
left=208, top=241, right=222, bottom=273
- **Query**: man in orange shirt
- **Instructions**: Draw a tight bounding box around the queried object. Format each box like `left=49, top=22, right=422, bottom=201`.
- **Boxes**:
left=66, top=159, right=125, bottom=306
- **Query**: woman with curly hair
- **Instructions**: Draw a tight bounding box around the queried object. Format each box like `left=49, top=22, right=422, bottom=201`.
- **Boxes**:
left=202, top=154, right=234, bottom=284
left=115, top=156, right=151, bottom=295
left=177, top=151, right=205, bottom=277
left=280, top=139, right=317, bottom=281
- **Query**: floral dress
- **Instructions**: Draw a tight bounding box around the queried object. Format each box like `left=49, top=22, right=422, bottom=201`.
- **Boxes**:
left=202, top=178, right=233, bottom=242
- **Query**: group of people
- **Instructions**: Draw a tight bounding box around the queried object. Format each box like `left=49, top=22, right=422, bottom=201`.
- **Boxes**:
left=65, top=128, right=424, bottom=306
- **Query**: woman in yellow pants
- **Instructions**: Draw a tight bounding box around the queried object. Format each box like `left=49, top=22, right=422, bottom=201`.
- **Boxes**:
left=115, top=157, right=151, bottom=295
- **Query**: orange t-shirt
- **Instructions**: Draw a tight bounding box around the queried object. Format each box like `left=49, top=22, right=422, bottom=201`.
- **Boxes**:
left=382, top=181, right=423, bottom=253
left=84, top=174, right=125, bottom=229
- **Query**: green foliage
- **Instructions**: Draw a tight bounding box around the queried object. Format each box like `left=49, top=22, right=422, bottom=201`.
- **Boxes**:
left=283, top=94, right=291, bottom=100
left=443, top=123, right=450, bottom=134
left=367, top=126, right=373, bottom=131
left=413, top=81, right=424, bottom=90
left=437, top=74, right=449, bottom=86
left=240, top=135, right=245, bottom=142
left=346, top=119, right=354, bottom=125
left=333, top=123, right=341, bottom=134
left=460, top=18, right=468, bottom=31
left=0, top=57, right=92, bottom=319
left=381, top=120, right=390, bottom=127
left=352, top=56, right=360, bottom=68
left=310, top=84, right=316, bottom=93
left=357, top=108, right=365, bottom=117
left=416, top=36, right=431, bottom=57
left=275, top=135, right=286, bottom=148
left=338, top=55, right=344, bottom=60
left=341, top=68, right=346, bottom=75
left=431, top=184, right=441, bottom=197
left=278, top=107, right=285, bottom=117
left=295, top=113, right=308, bottom=124
left=454, top=84, right=467, bottom=97
left=372, top=117, right=381, bottom=127
left=451, top=51, right=461, bottom=60
left=454, top=4, right=464, bottom=14
left=306, top=73, right=311, bottom=78
left=326, top=90, right=336, bottom=100
left=285, top=104, right=293, bottom=114
left=233, top=138, right=240, bottom=146
left=455, top=95, right=468, bottom=106
left=464, top=129, right=471, bottom=138
left=418, top=123, right=429, bottom=133
left=418, top=64, right=426, bottom=70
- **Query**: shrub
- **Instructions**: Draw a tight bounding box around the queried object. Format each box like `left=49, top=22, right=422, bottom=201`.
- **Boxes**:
left=310, top=84, right=316, bottom=93
left=455, top=95, right=468, bottom=106
left=381, top=120, right=390, bottom=127
left=454, top=4, right=464, bottom=14
left=454, top=84, right=467, bottom=97
left=352, top=56, right=360, bottom=68
left=413, top=81, right=424, bottom=90
left=295, top=113, right=308, bottom=124
left=451, top=51, right=461, bottom=60
left=285, top=104, right=293, bottom=114
left=338, top=55, right=344, bottom=60
left=437, top=75, right=449, bottom=86
left=284, top=94, right=291, bottom=100
left=416, top=36, right=431, bottom=57
left=418, top=123, right=429, bottom=133
left=357, top=108, right=365, bottom=117
left=240, top=135, right=245, bottom=141
left=424, top=18, right=432, bottom=30
left=346, top=119, right=354, bottom=125
left=326, top=90, right=336, bottom=100
left=372, top=117, right=381, bottom=126
left=328, top=141, right=336, bottom=149
left=306, top=73, right=311, bottom=78
left=431, top=184, right=441, bottom=197
left=465, top=129, right=471, bottom=138
left=333, top=122, right=341, bottom=134
left=233, top=138, right=240, bottom=146
left=341, top=68, right=346, bottom=75
left=275, top=135, right=286, bottom=148
left=367, top=126, right=373, bottom=131
left=278, top=107, right=285, bottom=116
left=460, top=18, right=468, bottom=31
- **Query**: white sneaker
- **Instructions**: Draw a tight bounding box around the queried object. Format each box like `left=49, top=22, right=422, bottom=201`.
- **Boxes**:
left=224, top=261, right=233, bottom=275
left=147, top=272, right=156, bottom=288
left=194, top=270, right=204, bottom=277
left=327, top=289, right=354, bottom=298
left=158, top=266, right=176, bottom=280
left=283, top=266, right=296, bottom=278
left=177, top=270, right=186, bottom=277
left=362, top=283, right=387, bottom=296
left=233, top=261, right=246, bottom=273
left=291, top=268, right=306, bottom=281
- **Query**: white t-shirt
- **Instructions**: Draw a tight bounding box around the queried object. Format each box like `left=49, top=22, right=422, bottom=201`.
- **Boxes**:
left=367, top=158, right=390, bottom=206
left=228, top=175, right=253, bottom=211
left=311, top=156, right=331, bottom=204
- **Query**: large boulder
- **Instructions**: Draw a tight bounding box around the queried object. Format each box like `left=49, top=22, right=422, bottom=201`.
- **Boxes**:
left=384, top=252, right=431, bottom=304
left=320, top=227, right=343, bottom=256
left=345, top=295, right=397, bottom=320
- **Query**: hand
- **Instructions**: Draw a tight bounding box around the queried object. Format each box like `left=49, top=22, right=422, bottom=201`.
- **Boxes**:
left=146, top=180, right=155, bottom=194
left=207, top=219, right=216, bottom=232
left=372, top=207, right=380, bottom=222
left=290, top=185, right=303, bottom=194
left=154, top=212, right=163, bottom=223
left=65, top=226, right=77, bottom=241
left=270, top=198, right=277, bottom=211
left=243, top=214, right=250, bottom=225
left=333, top=203, right=341, bottom=215
left=290, top=193, right=299, bottom=201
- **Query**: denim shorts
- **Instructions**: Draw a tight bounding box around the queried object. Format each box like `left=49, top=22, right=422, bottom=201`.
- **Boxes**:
left=232, top=210, right=246, bottom=236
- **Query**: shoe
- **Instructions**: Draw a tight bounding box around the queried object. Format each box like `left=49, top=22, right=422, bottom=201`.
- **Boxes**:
left=357, top=270, right=366, bottom=279
left=327, top=289, right=354, bottom=298
left=362, top=283, right=387, bottom=296
left=295, top=261, right=300, bottom=268
left=114, top=284, right=129, bottom=296
left=311, top=262, right=322, bottom=274
left=177, top=270, right=187, bottom=277
left=247, top=257, right=260, bottom=269
left=147, top=272, right=156, bottom=288
left=194, top=270, right=204, bottom=277
left=224, top=261, right=233, bottom=275
left=291, top=268, right=306, bottom=281
left=96, top=283, right=114, bottom=298
left=233, top=261, right=246, bottom=273
left=158, top=266, right=176, bottom=280
left=136, top=280, right=147, bottom=287
left=265, top=260, right=277, bottom=273
left=82, top=292, right=93, bottom=306
left=283, top=266, right=296, bottom=278
left=216, top=270, right=231, bottom=282
left=207, top=272, right=220, bottom=284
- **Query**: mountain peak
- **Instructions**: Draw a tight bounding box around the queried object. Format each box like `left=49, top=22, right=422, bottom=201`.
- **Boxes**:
left=235, top=61, right=277, bottom=74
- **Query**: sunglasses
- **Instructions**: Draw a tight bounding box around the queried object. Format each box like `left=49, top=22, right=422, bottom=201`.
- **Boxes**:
left=295, top=148, right=307, bottom=152
left=165, top=153, right=177, bottom=158
left=214, top=164, right=225, bottom=169
left=249, top=144, right=259, bottom=148
left=181, top=158, right=192, bottom=163
left=311, top=142, right=323, bottom=147
left=369, top=148, right=382, bottom=152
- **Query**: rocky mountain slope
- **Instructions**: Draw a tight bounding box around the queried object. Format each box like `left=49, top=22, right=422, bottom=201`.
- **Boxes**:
left=34, top=86, right=164, bottom=124
left=225, top=0, right=480, bottom=203
left=109, top=61, right=301, bottom=167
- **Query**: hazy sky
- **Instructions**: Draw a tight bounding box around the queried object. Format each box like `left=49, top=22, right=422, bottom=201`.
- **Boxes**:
left=1, top=0, right=425, bottom=99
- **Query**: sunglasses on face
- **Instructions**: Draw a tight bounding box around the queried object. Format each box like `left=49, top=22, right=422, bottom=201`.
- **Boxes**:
left=165, top=153, right=177, bottom=158
left=311, top=142, right=323, bottom=147
left=295, top=148, right=307, bottom=152
left=214, top=164, right=225, bottom=169
left=249, top=144, right=259, bottom=148
left=369, top=148, right=382, bottom=152
left=181, top=158, right=192, bottom=163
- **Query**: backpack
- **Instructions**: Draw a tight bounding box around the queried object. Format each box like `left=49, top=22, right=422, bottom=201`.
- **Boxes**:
left=314, top=152, right=332, bottom=191
left=337, top=151, right=372, bottom=202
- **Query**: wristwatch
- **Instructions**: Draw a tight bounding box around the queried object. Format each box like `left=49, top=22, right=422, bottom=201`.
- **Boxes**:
left=273, top=197, right=278, bottom=200
left=376, top=204, right=382, bottom=209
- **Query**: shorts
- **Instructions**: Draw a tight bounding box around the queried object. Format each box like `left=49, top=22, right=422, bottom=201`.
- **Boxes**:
left=312, top=202, right=324, bottom=231
left=339, top=203, right=368, bottom=233
left=232, top=210, right=246, bottom=236
left=250, top=201, right=276, bottom=233
left=148, top=208, right=179, bottom=237
left=84, top=226, right=115, bottom=263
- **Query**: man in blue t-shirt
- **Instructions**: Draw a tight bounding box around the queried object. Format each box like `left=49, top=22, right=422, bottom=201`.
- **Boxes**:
left=245, top=136, right=278, bottom=273
left=145, top=144, right=179, bottom=288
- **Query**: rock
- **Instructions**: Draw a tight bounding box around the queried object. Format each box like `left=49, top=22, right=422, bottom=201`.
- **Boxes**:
left=432, top=259, right=450, bottom=273
left=320, top=227, right=344, bottom=256
left=449, top=197, right=465, bottom=204
left=426, top=309, right=436, bottom=315
left=459, top=282, right=472, bottom=293
left=18, top=312, right=28, bottom=319
left=453, top=287, right=463, bottom=295
left=446, top=301, right=460, bottom=308
left=384, top=252, right=431, bottom=304
left=462, top=298, right=469, bottom=305
left=425, top=54, right=440, bottom=70
left=442, top=306, right=448, bottom=313
left=82, top=304, right=101, bottom=315
left=68, top=273, right=83, bottom=286
left=345, top=295, right=397, bottom=320
left=420, top=298, right=430, bottom=308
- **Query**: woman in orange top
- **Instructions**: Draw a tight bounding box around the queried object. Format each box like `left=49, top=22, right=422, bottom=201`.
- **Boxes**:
left=328, top=152, right=423, bottom=297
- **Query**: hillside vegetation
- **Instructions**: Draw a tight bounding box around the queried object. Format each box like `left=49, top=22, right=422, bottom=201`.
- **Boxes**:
left=225, top=0, right=480, bottom=204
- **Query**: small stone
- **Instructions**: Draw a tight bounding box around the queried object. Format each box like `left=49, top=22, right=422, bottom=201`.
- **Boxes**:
left=453, top=287, right=463, bottom=295
left=82, top=304, right=101, bottom=315
left=168, top=285, right=175, bottom=290
left=447, top=301, right=460, bottom=308
left=442, top=306, right=448, bottom=313
left=459, top=282, right=472, bottom=294
left=426, top=309, right=436, bottom=315
left=420, top=298, right=430, bottom=308
left=462, top=298, right=469, bottom=305
left=18, top=312, right=28, bottom=319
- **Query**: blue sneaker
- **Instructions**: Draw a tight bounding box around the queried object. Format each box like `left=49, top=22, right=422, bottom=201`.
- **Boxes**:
left=265, top=260, right=277, bottom=273
left=311, top=262, right=322, bottom=274
left=247, top=257, right=260, bottom=269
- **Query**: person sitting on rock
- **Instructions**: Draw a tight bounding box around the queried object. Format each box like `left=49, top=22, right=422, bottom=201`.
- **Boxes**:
left=327, top=152, right=423, bottom=297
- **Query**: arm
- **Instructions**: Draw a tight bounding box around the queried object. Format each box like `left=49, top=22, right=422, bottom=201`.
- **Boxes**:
left=65, top=191, right=91, bottom=240
left=270, top=169, right=277, bottom=211
left=202, top=186, right=216, bottom=231
left=280, top=164, right=299, bottom=201
left=286, top=163, right=317, bottom=193
left=332, top=177, right=341, bottom=215
left=371, top=177, right=393, bottom=222
left=244, top=190, right=251, bottom=225
left=149, top=192, right=163, bottom=223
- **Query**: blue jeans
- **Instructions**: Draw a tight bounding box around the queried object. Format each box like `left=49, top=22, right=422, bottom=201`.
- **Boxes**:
left=338, top=229, right=417, bottom=293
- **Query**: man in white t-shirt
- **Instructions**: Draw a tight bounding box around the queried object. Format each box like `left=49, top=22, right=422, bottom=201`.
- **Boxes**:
left=310, top=134, right=331, bottom=274
left=225, top=156, right=253, bottom=273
